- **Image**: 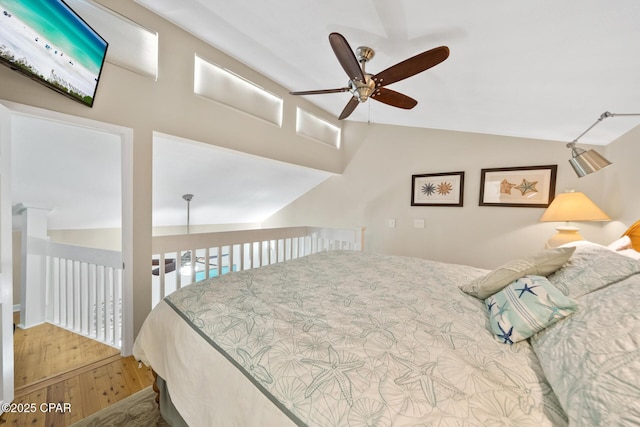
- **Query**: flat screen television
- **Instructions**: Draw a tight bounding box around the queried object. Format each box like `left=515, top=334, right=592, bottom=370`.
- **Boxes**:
left=0, top=0, right=108, bottom=107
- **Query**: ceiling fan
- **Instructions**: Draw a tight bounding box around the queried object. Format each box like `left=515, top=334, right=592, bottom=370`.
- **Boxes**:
left=289, top=32, right=450, bottom=120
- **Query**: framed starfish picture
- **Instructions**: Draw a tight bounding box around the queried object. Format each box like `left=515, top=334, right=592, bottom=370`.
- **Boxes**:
left=479, top=165, right=557, bottom=207
left=411, top=171, right=465, bottom=206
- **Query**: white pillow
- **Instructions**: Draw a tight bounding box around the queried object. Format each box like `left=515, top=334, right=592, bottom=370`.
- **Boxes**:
left=616, top=248, right=640, bottom=260
left=559, top=240, right=611, bottom=250
left=459, top=247, right=576, bottom=299
left=548, top=243, right=640, bottom=297
left=607, top=235, right=632, bottom=251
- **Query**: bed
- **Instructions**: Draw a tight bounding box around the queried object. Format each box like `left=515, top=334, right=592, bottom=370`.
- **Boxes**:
left=133, top=229, right=640, bottom=426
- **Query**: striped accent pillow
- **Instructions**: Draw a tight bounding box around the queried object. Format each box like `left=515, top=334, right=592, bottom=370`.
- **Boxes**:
left=485, top=275, right=578, bottom=344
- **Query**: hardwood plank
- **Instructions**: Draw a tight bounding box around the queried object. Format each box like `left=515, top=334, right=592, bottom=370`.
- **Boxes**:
left=13, top=322, right=119, bottom=388
left=119, top=356, right=155, bottom=395
left=45, top=381, right=67, bottom=427
left=62, top=375, right=85, bottom=425
left=75, top=365, right=102, bottom=417
left=3, top=318, right=154, bottom=427
left=89, top=363, right=119, bottom=409
left=1, top=358, right=155, bottom=426
left=0, top=387, right=48, bottom=427
left=104, top=358, right=132, bottom=401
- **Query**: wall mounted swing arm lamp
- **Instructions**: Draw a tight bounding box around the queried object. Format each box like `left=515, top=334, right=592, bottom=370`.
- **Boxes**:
left=568, top=111, right=640, bottom=177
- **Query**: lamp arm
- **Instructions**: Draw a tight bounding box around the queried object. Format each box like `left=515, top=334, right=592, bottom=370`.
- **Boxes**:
left=568, top=111, right=640, bottom=146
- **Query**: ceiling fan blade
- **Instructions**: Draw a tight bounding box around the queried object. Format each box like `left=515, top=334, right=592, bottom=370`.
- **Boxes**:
left=329, top=32, right=365, bottom=82
left=339, top=97, right=360, bottom=120
left=371, top=87, right=417, bottom=109
left=151, top=258, right=176, bottom=275
left=373, top=46, right=449, bottom=87
left=289, top=87, right=350, bottom=96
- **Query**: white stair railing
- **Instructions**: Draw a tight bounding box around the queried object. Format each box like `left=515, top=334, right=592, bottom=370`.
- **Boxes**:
left=25, top=226, right=363, bottom=351
left=151, top=226, right=364, bottom=307
left=39, top=238, right=123, bottom=349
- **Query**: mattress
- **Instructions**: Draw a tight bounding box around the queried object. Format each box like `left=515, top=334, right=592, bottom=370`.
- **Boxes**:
left=134, top=250, right=574, bottom=426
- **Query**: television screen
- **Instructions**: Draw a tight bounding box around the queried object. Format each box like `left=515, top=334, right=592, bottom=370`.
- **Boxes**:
left=0, top=0, right=108, bottom=107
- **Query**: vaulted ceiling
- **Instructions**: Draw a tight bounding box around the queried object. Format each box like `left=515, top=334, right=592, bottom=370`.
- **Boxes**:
left=135, top=0, right=640, bottom=145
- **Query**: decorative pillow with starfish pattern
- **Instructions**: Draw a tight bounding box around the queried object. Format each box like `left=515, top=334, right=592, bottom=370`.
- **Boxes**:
left=485, top=275, right=578, bottom=344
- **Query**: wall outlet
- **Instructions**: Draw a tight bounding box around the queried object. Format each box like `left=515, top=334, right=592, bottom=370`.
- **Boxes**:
left=414, top=219, right=425, bottom=228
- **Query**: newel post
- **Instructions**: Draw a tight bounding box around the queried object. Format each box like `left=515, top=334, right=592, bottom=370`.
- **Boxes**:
left=14, top=204, right=51, bottom=328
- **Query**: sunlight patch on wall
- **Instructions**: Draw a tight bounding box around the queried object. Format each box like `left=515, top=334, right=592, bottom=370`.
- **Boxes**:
left=296, top=108, right=341, bottom=149
left=194, top=55, right=283, bottom=126
left=66, top=0, right=158, bottom=79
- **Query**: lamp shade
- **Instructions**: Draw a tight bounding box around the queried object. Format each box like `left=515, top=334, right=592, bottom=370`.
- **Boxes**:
left=569, top=147, right=612, bottom=178
left=540, top=192, right=610, bottom=222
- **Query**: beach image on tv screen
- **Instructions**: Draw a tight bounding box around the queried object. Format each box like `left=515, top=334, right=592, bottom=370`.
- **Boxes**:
left=0, top=0, right=108, bottom=106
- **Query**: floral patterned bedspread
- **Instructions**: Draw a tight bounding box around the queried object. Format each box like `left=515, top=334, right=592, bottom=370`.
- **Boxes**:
left=165, top=250, right=567, bottom=426
left=532, top=265, right=640, bottom=425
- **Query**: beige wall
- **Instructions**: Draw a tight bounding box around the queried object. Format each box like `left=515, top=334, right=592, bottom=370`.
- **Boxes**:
left=47, top=228, right=122, bottom=251
left=264, top=121, right=623, bottom=269
left=601, top=126, right=640, bottom=230
left=151, top=222, right=262, bottom=236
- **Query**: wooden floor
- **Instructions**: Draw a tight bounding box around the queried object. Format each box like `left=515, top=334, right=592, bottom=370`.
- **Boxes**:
left=0, top=315, right=154, bottom=426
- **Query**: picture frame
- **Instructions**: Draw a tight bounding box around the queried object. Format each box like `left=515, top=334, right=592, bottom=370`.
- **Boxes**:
left=411, top=171, right=465, bottom=207
left=479, top=165, right=557, bottom=208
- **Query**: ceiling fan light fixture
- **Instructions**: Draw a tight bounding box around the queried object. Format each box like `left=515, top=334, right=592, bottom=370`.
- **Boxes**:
left=351, top=77, right=375, bottom=102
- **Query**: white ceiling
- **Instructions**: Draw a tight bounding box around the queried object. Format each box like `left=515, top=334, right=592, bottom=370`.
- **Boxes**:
left=135, top=0, right=640, bottom=145
left=11, top=115, right=332, bottom=230
left=11, top=114, right=122, bottom=230
left=151, top=134, right=333, bottom=227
